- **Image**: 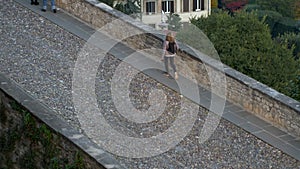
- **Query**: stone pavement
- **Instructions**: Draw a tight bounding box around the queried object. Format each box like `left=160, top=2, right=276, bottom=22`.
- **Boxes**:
left=1, top=0, right=300, bottom=168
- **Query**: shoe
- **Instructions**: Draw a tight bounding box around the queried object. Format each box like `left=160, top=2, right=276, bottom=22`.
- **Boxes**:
left=53, top=9, right=57, bottom=13
left=31, top=0, right=39, bottom=5
left=41, top=9, right=46, bottom=12
left=174, top=72, right=178, bottom=80
left=163, top=72, right=170, bottom=77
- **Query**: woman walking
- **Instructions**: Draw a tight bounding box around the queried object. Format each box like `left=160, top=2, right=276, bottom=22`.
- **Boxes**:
left=162, top=32, right=179, bottom=79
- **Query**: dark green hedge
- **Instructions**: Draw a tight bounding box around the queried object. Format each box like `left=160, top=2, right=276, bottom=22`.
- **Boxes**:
left=254, top=10, right=299, bottom=37
left=190, top=11, right=300, bottom=101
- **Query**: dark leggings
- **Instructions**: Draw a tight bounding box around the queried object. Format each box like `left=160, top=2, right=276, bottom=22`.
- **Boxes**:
left=164, top=56, right=176, bottom=73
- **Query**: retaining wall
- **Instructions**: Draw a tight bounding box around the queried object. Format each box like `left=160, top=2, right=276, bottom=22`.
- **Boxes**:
left=0, top=74, right=125, bottom=169
left=56, top=0, right=300, bottom=137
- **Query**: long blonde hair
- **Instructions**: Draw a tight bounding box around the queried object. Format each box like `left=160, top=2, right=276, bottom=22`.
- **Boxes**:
left=166, top=32, right=175, bottom=43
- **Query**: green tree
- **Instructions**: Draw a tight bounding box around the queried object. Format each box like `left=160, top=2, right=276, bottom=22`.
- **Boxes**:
left=256, top=0, right=297, bottom=18
left=167, top=13, right=182, bottom=31
left=246, top=7, right=300, bottom=37
left=274, top=32, right=300, bottom=59
left=286, top=72, right=300, bottom=101
left=176, top=23, right=219, bottom=59
left=190, top=11, right=299, bottom=97
left=98, top=0, right=141, bottom=18
left=296, top=1, right=300, bottom=20
left=255, top=10, right=282, bottom=32
left=114, top=0, right=141, bottom=18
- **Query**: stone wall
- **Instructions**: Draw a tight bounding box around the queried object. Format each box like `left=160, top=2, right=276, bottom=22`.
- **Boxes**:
left=55, top=0, right=300, bottom=137
left=0, top=74, right=125, bottom=169
left=0, top=90, right=104, bottom=168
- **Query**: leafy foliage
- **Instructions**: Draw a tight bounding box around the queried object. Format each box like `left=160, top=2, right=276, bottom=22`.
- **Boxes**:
left=190, top=11, right=299, bottom=99
left=243, top=3, right=260, bottom=12
left=245, top=0, right=300, bottom=35
left=256, top=10, right=282, bottom=31
left=274, top=32, right=300, bottom=59
left=114, top=0, right=141, bottom=18
left=211, top=0, right=218, bottom=9
left=167, top=13, right=182, bottom=31
left=221, top=0, right=248, bottom=12
left=256, top=0, right=297, bottom=18
left=244, top=0, right=300, bottom=57
left=296, top=1, right=300, bottom=20
left=98, top=0, right=141, bottom=18
left=273, top=17, right=300, bottom=36
left=176, top=23, right=219, bottom=59
left=285, top=72, right=300, bottom=101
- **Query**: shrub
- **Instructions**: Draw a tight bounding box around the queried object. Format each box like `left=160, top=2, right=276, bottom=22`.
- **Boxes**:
left=272, top=17, right=300, bottom=36
left=190, top=11, right=299, bottom=100
left=274, top=32, right=300, bottom=59
left=256, top=10, right=282, bottom=32
left=256, top=0, right=297, bottom=18
left=243, top=4, right=261, bottom=12
left=286, top=72, right=300, bottom=101
left=254, top=10, right=299, bottom=37
left=114, top=0, right=141, bottom=18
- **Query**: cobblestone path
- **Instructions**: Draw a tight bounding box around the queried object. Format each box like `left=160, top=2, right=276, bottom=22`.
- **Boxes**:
left=0, top=0, right=299, bottom=168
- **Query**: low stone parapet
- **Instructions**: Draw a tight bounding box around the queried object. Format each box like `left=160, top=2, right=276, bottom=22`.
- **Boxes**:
left=55, top=0, right=300, bottom=138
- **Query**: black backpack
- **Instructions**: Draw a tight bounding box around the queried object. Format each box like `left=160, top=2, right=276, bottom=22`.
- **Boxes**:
left=167, top=42, right=177, bottom=54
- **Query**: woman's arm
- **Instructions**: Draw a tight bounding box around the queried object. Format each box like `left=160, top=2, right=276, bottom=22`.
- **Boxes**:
left=162, top=41, right=169, bottom=60
left=175, top=40, right=179, bottom=53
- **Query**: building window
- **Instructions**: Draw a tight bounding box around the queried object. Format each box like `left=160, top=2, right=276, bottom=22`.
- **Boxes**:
left=162, top=0, right=174, bottom=13
left=183, top=0, right=189, bottom=12
left=146, top=1, right=155, bottom=14
left=193, top=0, right=204, bottom=11
left=149, top=24, right=156, bottom=28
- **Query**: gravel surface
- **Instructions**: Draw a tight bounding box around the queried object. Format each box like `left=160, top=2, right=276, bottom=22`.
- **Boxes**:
left=1, top=0, right=299, bottom=168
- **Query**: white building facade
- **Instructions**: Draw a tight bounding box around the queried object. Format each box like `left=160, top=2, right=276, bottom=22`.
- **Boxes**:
left=141, top=0, right=211, bottom=29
